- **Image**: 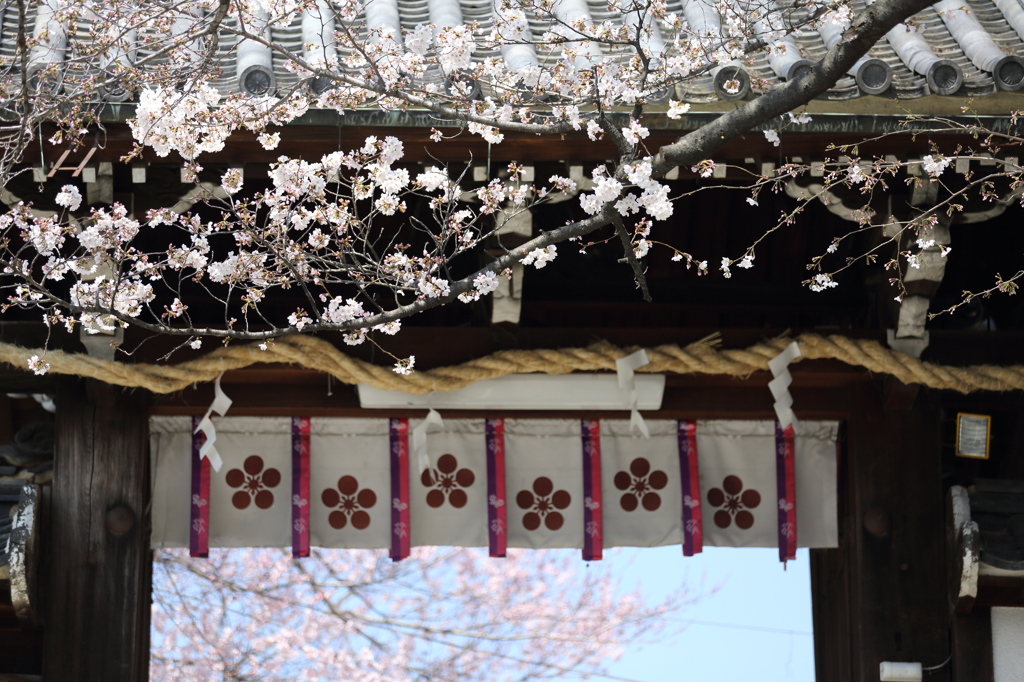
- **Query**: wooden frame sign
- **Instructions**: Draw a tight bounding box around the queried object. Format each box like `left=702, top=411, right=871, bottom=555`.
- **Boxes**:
left=955, top=413, right=991, bottom=459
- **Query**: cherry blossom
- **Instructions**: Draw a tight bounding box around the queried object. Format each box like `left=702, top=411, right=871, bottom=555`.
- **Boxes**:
left=151, top=545, right=686, bottom=681
left=667, top=101, right=691, bottom=119
left=393, top=356, right=415, bottom=375
left=520, top=245, right=557, bottom=269
left=0, top=0, right=1006, bottom=361
left=922, top=154, right=950, bottom=177
left=55, top=185, right=82, bottom=212
left=809, top=273, right=839, bottom=292
left=27, top=355, right=49, bottom=376
left=622, top=120, right=650, bottom=145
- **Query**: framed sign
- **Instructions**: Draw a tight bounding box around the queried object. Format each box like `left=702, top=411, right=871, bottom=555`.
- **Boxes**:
left=955, top=413, right=991, bottom=460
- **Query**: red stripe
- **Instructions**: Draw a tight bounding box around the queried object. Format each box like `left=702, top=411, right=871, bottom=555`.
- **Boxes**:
left=783, top=424, right=797, bottom=562
left=679, top=420, right=703, bottom=556
left=197, top=458, right=210, bottom=557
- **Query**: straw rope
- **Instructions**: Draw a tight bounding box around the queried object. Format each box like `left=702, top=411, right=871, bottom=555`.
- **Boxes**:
left=0, top=333, right=1021, bottom=395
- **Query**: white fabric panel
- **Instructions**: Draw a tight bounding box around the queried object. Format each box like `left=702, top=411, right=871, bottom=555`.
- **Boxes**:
left=409, top=418, right=488, bottom=547
left=208, top=417, right=292, bottom=547
left=150, top=416, right=193, bottom=548
left=309, top=418, right=391, bottom=549
left=696, top=420, right=838, bottom=548
left=151, top=417, right=838, bottom=551
left=600, top=420, right=682, bottom=548
left=992, top=607, right=1024, bottom=682
left=793, top=422, right=840, bottom=548
left=506, top=419, right=584, bottom=549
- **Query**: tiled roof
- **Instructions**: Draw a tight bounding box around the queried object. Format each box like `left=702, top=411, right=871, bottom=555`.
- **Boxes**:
left=7, top=0, right=1024, bottom=105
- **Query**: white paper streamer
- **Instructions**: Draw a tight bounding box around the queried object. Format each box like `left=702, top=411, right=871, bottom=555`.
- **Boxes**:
left=412, top=408, right=444, bottom=478
left=192, top=372, right=233, bottom=472
left=616, top=349, right=651, bottom=438
left=768, top=342, right=801, bottom=430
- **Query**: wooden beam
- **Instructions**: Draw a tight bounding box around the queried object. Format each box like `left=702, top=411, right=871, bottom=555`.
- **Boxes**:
left=975, top=577, right=1024, bottom=608
left=883, top=376, right=920, bottom=411
left=22, top=121, right=1003, bottom=167
left=151, top=382, right=853, bottom=420
left=42, top=380, right=151, bottom=682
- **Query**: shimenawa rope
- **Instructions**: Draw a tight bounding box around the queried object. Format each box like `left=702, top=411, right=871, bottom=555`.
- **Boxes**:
left=0, top=333, right=1020, bottom=395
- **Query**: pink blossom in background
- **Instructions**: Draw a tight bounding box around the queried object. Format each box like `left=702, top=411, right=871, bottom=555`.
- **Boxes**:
left=151, top=547, right=689, bottom=681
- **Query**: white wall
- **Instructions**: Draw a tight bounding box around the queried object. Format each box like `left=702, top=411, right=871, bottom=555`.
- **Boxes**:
left=992, top=607, right=1024, bottom=682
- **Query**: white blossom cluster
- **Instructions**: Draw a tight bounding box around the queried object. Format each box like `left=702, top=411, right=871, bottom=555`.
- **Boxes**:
left=577, top=156, right=672, bottom=223
left=3, top=126, right=588, bottom=361
left=10, top=0, right=979, bottom=373
left=922, top=155, right=950, bottom=177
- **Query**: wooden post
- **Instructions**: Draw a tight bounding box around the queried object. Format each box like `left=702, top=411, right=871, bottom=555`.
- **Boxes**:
left=43, top=379, right=152, bottom=681
left=812, top=383, right=951, bottom=681
left=952, top=608, right=993, bottom=682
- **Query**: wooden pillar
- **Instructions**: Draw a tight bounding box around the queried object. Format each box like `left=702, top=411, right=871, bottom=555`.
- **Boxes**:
left=952, top=608, right=993, bottom=682
left=812, top=383, right=951, bottom=682
left=43, top=379, right=152, bottom=681
left=810, top=548, right=852, bottom=682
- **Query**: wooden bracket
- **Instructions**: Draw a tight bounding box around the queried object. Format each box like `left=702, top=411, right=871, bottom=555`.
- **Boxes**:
left=45, top=143, right=97, bottom=179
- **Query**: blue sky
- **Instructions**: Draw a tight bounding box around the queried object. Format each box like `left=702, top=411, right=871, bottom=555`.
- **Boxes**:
left=572, top=546, right=816, bottom=682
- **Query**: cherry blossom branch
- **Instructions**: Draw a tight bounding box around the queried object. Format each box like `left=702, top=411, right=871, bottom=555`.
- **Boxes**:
left=612, top=214, right=652, bottom=302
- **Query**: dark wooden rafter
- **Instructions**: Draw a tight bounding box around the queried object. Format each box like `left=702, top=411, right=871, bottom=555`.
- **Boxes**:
left=19, top=118, right=1017, bottom=171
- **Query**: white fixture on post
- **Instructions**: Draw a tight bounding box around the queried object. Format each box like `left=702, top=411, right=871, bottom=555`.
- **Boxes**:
left=879, top=662, right=923, bottom=682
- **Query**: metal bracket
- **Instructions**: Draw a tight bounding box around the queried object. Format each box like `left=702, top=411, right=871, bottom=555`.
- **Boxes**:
left=9, top=484, right=41, bottom=628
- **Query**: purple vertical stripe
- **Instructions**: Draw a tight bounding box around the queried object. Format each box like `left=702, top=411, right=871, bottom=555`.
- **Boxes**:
left=775, top=421, right=788, bottom=563
left=581, top=419, right=602, bottom=561
left=486, top=419, right=506, bottom=558
left=189, top=415, right=208, bottom=558
left=290, top=417, right=310, bottom=558
left=390, top=419, right=402, bottom=560
left=389, top=418, right=410, bottom=561
left=678, top=421, right=694, bottom=556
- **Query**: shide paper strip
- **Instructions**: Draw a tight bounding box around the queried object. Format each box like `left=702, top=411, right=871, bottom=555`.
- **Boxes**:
left=193, top=372, right=233, bottom=472
left=616, top=349, right=652, bottom=438
left=412, top=408, right=444, bottom=480
left=768, top=342, right=802, bottom=431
